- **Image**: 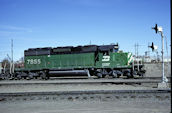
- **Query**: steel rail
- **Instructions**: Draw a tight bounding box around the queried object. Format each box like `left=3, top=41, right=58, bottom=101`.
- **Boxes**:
left=0, top=79, right=170, bottom=85
left=0, top=89, right=170, bottom=96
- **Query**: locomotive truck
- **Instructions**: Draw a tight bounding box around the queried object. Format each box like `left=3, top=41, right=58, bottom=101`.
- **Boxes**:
left=2, top=43, right=145, bottom=79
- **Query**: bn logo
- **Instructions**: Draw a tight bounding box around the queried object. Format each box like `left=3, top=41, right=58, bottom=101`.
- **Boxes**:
left=102, top=56, right=110, bottom=61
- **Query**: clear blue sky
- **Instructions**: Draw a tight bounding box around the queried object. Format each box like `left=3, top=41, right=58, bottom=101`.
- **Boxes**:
left=0, top=0, right=171, bottom=61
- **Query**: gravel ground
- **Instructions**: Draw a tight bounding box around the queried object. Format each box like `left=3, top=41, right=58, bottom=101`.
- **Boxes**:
left=0, top=80, right=170, bottom=113
left=144, top=63, right=171, bottom=77
left=0, top=84, right=161, bottom=93
left=0, top=98, right=170, bottom=113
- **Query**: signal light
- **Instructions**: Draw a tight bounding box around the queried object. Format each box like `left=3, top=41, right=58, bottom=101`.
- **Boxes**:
left=152, top=24, right=163, bottom=33
left=152, top=24, right=158, bottom=34
left=148, top=42, right=158, bottom=51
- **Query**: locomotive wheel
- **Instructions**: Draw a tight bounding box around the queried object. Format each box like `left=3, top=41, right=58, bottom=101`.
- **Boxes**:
left=28, top=73, right=34, bottom=79
left=126, top=73, right=133, bottom=78
left=112, top=70, right=121, bottom=78
left=117, top=74, right=121, bottom=78
left=102, top=74, right=106, bottom=78
left=17, top=75, right=22, bottom=80
left=0, top=74, right=5, bottom=80
left=97, top=73, right=102, bottom=78
left=137, top=72, right=145, bottom=78
left=112, top=71, right=117, bottom=78
left=26, top=77, right=31, bottom=80
left=40, top=73, right=46, bottom=79
left=40, top=71, right=49, bottom=80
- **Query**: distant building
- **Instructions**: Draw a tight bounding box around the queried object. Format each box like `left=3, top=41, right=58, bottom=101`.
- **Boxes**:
left=143, top=55, right=171, bottom=63
left=143, top=56, right=152, bottom=63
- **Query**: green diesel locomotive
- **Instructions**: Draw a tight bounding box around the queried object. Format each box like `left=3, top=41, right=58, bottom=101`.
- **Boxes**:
left=14, top=44, right=145, bottom=79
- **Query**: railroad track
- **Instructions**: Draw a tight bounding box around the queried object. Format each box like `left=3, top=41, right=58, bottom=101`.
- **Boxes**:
left=0, top=78, right=171, bottom=85
left=1, top=75, right=171, bottom=80
left=0, top=90, right=170, bottom=102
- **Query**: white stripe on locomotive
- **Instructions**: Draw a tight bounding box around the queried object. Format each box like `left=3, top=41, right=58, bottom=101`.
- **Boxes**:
left=127, top=53, right=133, bottom=65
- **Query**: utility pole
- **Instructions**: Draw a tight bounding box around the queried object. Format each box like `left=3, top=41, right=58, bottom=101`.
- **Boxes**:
left=134, top=43, right=136, bottom=57
left=7, top=54, right=11, bottom=74
left=134, top=43, right=139, bottom=58
left=144, top=43, right=151, bottom=62
left=152, top=24, right=168, bottom=84
left=134, top=43, right=144, bottom=58
left=134, top=43, right=144, bottom=71
left=148, top=42, right=150, bottom=57
left=89, top=40, right=91, bottom=45
left=11, top=39, right=14, bottom=74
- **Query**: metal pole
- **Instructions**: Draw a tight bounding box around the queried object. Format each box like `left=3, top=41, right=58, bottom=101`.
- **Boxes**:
left=132, top=57, right=134, bottom=71
left=11, top=39, right=14, bottom=74
left=148, top=43, right=149, bottom=57
left=161, top=32, right=168, bottom=83
left=3, top=62, right=6, bottom=74
left=7, top=54, right=11, bottom=74
left=135, top=44, right=136, bottom=57
left=137, top=43, right=138, bottom=58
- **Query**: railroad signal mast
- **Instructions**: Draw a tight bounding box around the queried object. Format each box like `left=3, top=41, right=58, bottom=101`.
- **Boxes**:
left=152, top=24, right=168, bottom=83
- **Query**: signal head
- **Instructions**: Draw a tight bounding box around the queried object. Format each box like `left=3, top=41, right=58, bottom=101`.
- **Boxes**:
left=152, top=24, right=158, bottom=34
